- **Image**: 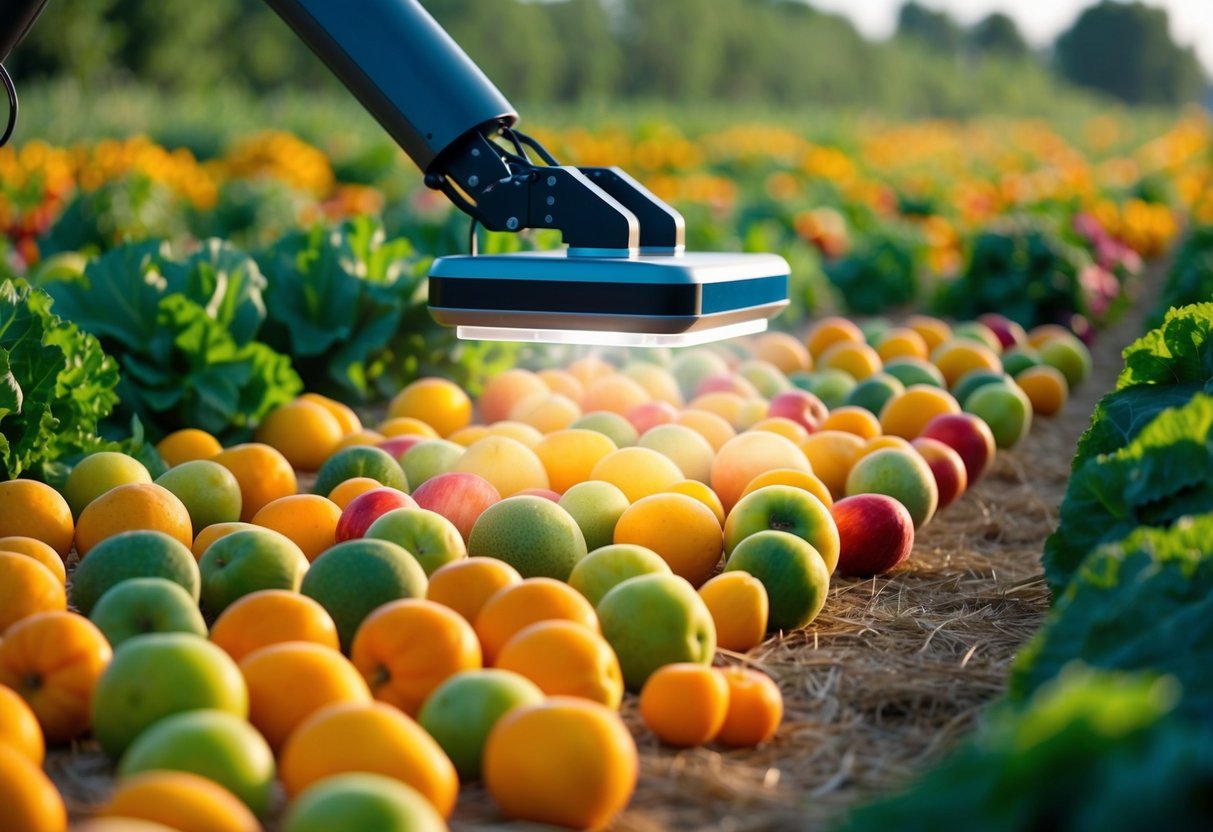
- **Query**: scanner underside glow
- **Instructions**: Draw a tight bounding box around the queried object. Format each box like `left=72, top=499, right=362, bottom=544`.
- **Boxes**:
left=456, top=318, right=769, bottom=348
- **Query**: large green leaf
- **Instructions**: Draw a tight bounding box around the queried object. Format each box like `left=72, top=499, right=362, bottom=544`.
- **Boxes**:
left=158, top=238, right=268, bottom=345
left=1043, top=394, right=1213, bottom=594
left=1118, top=302, right=1213, bottom=390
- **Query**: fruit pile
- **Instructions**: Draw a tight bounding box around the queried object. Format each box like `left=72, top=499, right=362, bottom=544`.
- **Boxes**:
left=0, top=312, right=1091, bottom=830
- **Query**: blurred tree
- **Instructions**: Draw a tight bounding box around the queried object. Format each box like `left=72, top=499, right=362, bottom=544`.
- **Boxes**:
left=895, top=1, right=961, bottom=54
left=968, top=12, right=1029, bottom=59
left=542, top=0, right=621, bottom=103
left=620, top=0, right=724, bottom=100
left=110, top=0, right=242, bottom=90
left=6, top=0, right=122, bottom=84
left=1055, top=0, right=1205, bottom=105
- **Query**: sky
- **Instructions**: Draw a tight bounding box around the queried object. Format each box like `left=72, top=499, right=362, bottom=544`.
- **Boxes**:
left=805, top=0, right=1213, bottom=73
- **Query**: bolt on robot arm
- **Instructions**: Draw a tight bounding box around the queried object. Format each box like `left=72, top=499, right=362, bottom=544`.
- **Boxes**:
left=1, top=0, right=787, bottom=345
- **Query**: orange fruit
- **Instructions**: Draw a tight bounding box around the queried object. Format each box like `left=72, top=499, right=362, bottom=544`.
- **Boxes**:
left=279, top=701, right=459, bottom=816
left=209, top=589, right=340, bottom=663
left=73, top=483, right=193, bottom=559
left=212, top=443, right=298, bottom=522
left=254, top=399, right=344, bottom=472
left=454, top=436, right=549, bottom=497
left=819, top=341, right=881, bottom=381
left=863, top=434, right=915, bottom=456
left=748, top=416, right=811, bottom=446
left=390, top=377, right=473, bottom=438
left=0, top=537, right=64, bottom=585
left=0, top=480, right=73, bottom=559
left=534, top=429, right=618, bottom=494
left=666, top=480, right=726, bottom=526
left=495, top=620, right=623, bottom=708
left=482, top=420, right=544, bottom=449
left=509, top=393, right=582, bottom=434
left=155, top=429, right=223, bottom=468
left=191, top=522, right=258, bottom=562
left=335, top=429, right=387, bottom=451
left=447, top=425, right=490, bottom=447
left=612, top=493, right=723, bottom=587
left=483, top=697, right=637, bottom=830
left=0, top=554, right=65, bottom=635
left=820, top=406, right=882, bottom=439
left=686, top=391, right=749, bottom=428
left=581, top=375, right=650, bottom=416
left=299, top=392, right=362, bottom=435
left=350, top=599, right=482, bottom=716
left=566, top=356, right=616, bottom=388
left=876, top=327, right=930, bottom=362
left=1016, top=365, right=1068, bottom=416
left=0, top=684, right=44, bottom=764
left=716, top=666, right=783, bottom=747
left=711, top=431, right=811, bottom=513
left=377, top=416, right=440, bottom=439
left=537, top=368, right=586, bottom=404
left=698, top=571, right=769, bottom=653
left=739, top=468, right=834, bottom=508
left=474, top=578, right=598, bottom=665
left=638, top=663, right=730, bottom=747
left=0, top=611, right=111, bottom=742
left=589, top=446, right=684, bottom=503
left=801, top=431, right=867, bottom=500
left=621, top=363, right=683, bottom=406
left=752, top=331, right=812, bottom=374
left=250, top=494, right=341, bottom=562
left=239, top=642, right=371, bottom=752
left=806, top=316, right=865, bottom=359
left=905, top=314, right=952, bottom=352
left=879, top=385, right=961, bottom=439
left=673, top=409, right=736, bottom=452
left=930, top=339, right=1002, bottom=388
left=326, top=477, right=383, bottom=510
left=0, top=743, right=66, bottom=832
left=426, top=557, right=522, bottom=625
left=102, top=770, right=260, bottom=832
left=479, top=370, right=549, bottom=425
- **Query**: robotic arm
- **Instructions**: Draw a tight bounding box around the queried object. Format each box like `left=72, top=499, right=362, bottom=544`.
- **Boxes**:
left=0, top=0, right=788, bottom=345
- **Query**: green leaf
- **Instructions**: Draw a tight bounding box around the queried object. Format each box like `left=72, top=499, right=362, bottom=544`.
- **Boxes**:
left=1012, top=515, right=1213, bottom=718
left=1043, top=394, right=1213, bottom=595
left=158, top=238, right=268, bottom=345
left=1118, top=302, right=1213, bottom=390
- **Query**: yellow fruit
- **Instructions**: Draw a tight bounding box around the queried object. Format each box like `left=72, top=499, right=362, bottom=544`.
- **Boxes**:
left=613, top=493, right=723, bottom=588
left=698, top=572, right=769, bottom=653
left=155, top=429, right=223, bottom=468
left=254, top=399, right=344, bottom=471
left=389, top=377, right=473, bottom=438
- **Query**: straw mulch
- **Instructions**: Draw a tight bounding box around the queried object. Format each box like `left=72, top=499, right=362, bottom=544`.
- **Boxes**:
left=49, top=309, right=1135, bottom=831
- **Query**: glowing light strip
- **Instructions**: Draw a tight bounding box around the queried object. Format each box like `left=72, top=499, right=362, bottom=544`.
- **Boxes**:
left=457, top=318, right=769, bottom=348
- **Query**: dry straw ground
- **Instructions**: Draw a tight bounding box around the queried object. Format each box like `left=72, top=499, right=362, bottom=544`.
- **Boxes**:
left=50, top=308, right=1136, bottom=832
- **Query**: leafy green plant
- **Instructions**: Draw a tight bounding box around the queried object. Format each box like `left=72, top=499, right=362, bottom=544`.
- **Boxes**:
left=45, top=239, right=299, bottom=440
left=822, top=226, right=920, bottom=315
left=1147, top=225, right=1213, bottom=329
left=0, top=278, right=119, bottom=479
left=842, top=666, right=1213, bottom=832
left=1012, top=516, right=1213, bottom=718
left=1043, top=393, right=1213, bottom=595
left=38, top=175, right=188, bottom=257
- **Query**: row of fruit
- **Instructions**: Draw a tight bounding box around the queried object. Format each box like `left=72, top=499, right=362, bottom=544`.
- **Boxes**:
left=844, top=300, right=1213, bottom=831
left=0, top=310, right=1091, bottom=830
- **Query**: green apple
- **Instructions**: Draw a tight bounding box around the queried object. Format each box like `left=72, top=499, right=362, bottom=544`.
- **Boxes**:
left=398, top=440, right=465, bottom=491
left=364, top=507, right=466, bottom=576
left=736, top=359, right=790, bottom=399
left=89, top=577, right=207, bottom=648
left=845, top=372, right=905, bottom=416
left=845, top=448, right=939, bottom=529
left=155, top=459, right=243, bottom=531
left=669, top=349, right=731, bottom=401
left=638, top=424, right=715, bottom=484
left=723, top=484, right=840, bottom=573
left=1039, top=336, right=1091, bottom=388
left=789, top=369, right=856, bottom=409
left=118, top=709, right=275, bottom=816
left=725, top=529, right=830, bottom=631
left=568, top=543, right=672, bottom=607
left=596, top=573, right=715, bottom=692
left=91, top=633, right=247, bottom=758
left=558, top=480, right=630, bottom=553
left=569, top=411, right=638, bottom=448
left=69, top=530, right=200, bottom=616
left=64, top=451, right=151, bottom=517
left=882, top=358, right=945, bottom=389
left=198, top=528, right=309, bottom=615
left=417, top=669, right=544, bottom=780
left=283, top=773, right=447, bottom=832
left=964, top=380, right=1033, bottom=449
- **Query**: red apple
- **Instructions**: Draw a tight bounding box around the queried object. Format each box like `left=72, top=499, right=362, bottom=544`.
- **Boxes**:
left=977, top=313, right=1028, bottom=350
left=830, top=494, right=914, bottom=577
left=919, top=413, right=997, bottom=484
left=335, top=487, right=418, bottom=542
left=694, top=374, right=759, bottom=399
left=376, top=435, right=427, bottom=459
left=626, top=401, right=679, bottom=436
left=767, top=389, right=829, bottom=433
left=516, top=487, right=561, bottom=502
left=411, top=472, right=502, bottom=543
left=911, top=437, right=968, bottom=510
